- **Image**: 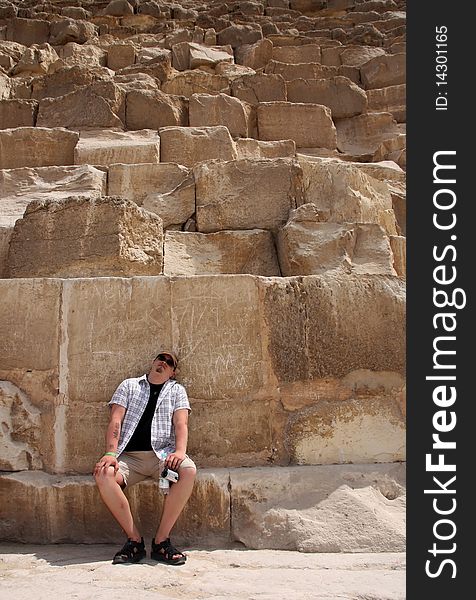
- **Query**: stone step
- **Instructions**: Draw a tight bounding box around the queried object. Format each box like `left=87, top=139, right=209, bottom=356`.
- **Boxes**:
left=0, top=462, right=405, bottom=551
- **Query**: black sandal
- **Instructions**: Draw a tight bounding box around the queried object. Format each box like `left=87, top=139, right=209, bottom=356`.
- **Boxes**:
left=112, top=537, right=146, bottom=564
left=151, top=538, right=187, bottom=565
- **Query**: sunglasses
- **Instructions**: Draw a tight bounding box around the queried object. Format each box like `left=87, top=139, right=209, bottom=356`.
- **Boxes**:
left=156, top=354, right=176, bottom=368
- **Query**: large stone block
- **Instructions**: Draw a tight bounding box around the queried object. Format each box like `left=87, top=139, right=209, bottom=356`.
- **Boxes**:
left=31, top=65, right=114, bottom=100
left=0, top=99, right=38, bottom=128
left=11, top=43, right=59, bottom=76
left=0, top=470, right=230, bottom=546
left=276, top=204, right=396, bottom=276
left=389, top=235, right=406, bottom=278
left=172, top=42, right=234, bottom=71
left=107, top=42, right=136, bottom=71
left=161, top=71, right=230, bottom=98
left=159, top=125, right=237, bottom=167
left=217, top=24, right=263, bottom=48
left=286, top=76, right=367, bottom=119
left=257, top=102, right=337, bottom=149
left=231, top=463, right=405, bottom=551
left=0, top=165, right=106, bottom=228
left=6, top=18, right=50, bottom=46
left=108, top=162, right=195, bottom=228
left=235, top=38, right=273, bottom=70
left=0, top=127, right=79, bottom=170
left=189, top=93, right=255, bottom=138
left=125, top=89, right=188, bottom=130
left=272, top=44, right=322, bottom=64
left=59, top=42, right=107, bottom=69
left=49, top=18, right=97, bottom=46
left=235, top=138, right=296, bottom=159
left=164, top=230, right=281, bottom=276
left=7, top=196, right=164, bottom=278
left=298, top=157, right=397, bottom=234
left=0, top=226, right=12, bottom=277
left=265, top=60, right=337, bottom=81
left=367, top=83, right=406, bottom=123
left=74, top=129, right=160, bottom=166
left=340, top=45, right=386, bottom=67
left=360, top=53, right=406, bottom=89
left=195, top=158, right=304, bottom=232
left=231, top=73, right=287, bottom=105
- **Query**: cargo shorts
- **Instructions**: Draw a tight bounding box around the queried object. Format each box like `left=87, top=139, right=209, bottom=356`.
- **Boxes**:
left=117, top=450, right=196, bottom=488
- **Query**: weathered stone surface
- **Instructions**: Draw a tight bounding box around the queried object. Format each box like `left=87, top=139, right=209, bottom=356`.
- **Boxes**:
left=389, top=235, right=405, bottom=277
left=172, top=42, right=233, bottom=71
left=231, top=463, right=405, bottom=551
left=31, top=65, right=113, bottom=100
left=11, top=43, right=59, bottom=76
left=217, top=24, right=263, bottom=47
left=265, top=60, right=337, bottom=81
left=189, top=93, right=255, bottom=138
left=125, top=88, right=188, bottom=130
left=74, top=129, right=160, bottom=166
left=231, top=73, right=287, bottom=105
left=104, top=0, right=134, bottom=16
left=340, top=45, right=386, bottom=67
left=235, top=38, right=273, bottom=70
left=0, top=470, right=230, bottom=546
left=195, top=158, right=304, bottom=232
left=272, top=44, right=321, bottom=64
left=258, top=102, right=336, bottom=149
left=6, top=18, right=50, bottom=46
left=37, top=84, right=124, bottom=129
left=159, top=125, right=237, bottom=167
left=0, top=226, right=12, bottom=277
left=59, top=42, right=107, bottom=68
left=49, top=18, right=97, bottom=46
left=214, top=62, right=256, bottom=79
left=360, top=53, right=405, bottom=89
left=164, top=230, right=281, bottom=276
left=0, top=165, right=106, bottom=228
left=108, top=162, right=195, bottom=228
left=161, top=71, right=230, bottom=97
left=7, top=196, right=163, bottom=278
left=61, top=7, right=91, bottom=20
left=116, top=49, right=173, bottom=83
left=0, top=41, right=25, bottom=71
left=107, top=42, right=136, bottom=71
left=287, top=76, right=367, bottom=118
left=336, top=112, right=405, bottom=161
left=299, top=157, right=397, bottom=234
left=235, top=137, right=296, bottom=159
left=367, top=83, right=405, bottom=122
left=277, top=204, right=396, bottom=276
left=0, top=127, right=78, bottom=170
left=0, top=98, right=38, bottom=127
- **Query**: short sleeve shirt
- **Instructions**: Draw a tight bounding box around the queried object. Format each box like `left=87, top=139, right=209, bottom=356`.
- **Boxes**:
left=108, top=375, right=191, bottom=457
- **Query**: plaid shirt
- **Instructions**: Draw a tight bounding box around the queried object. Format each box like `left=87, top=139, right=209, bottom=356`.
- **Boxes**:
left=108, top=375, right=191, bottom=457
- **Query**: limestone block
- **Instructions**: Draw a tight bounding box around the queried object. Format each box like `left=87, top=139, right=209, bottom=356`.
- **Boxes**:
left=117, top=50, right=173, bottom=83
left=0, top=74, right=10, bottom=100
left=367, top=83, right=405, bottom=123
left=49, top=18, right=97, bottom=46
left=108, top=162, right=195, bottom=228
left=389, top=235, right=405, bottom=278
left=217, top=24, right=263, bottom=48
left=172, top=42, right=234, bottom=71
left=336, top=112, right=404, bottom=161
left=214, top=62, right=256, bottom=79
left=235, top=138, right=295, bottom=159
left=37, top=84, right=124, bottom=129
left=0, top=165, right=106, bottom=228
left=61, top=7, right=91, bottom=20
left=189, top=93, right=254, bottom=138
left=6, top=18, right=50, bottom=46
left=265, top=60, right=337, bottom=81
left=287, top=76, right=367, bottom=119
left=113, top=72, right=159, bottom=93
left=60, top=42, right=107, bottom=68
left=107, top=42, right=136, bottom=71
left=0, top=127, right=79, bottom=170
left=299, top=157, right=397, bottom=234
left=0, top=470, right=230, bottom=546
left=139, top=0, right=171, bottom=18
left=339, top=45, right=386, bottom=67
left=161, top=71, right=230, bottom=98
left=360, top=53, right=405, bottom=89
left=159, top=125, right=237, bottom=167
left=164, top=230, right=281, bottom=276
left=0, top=99, right=38, bottom=128
left=74, top=129, right=160, bottom=167
left=125, top=89, right=188, bottom=130
left=231, top=463, right=405, bottom=551
left=261, top=273, right=405, bottom=383
left=11, top=43, right=59, bottom=76
left=231, top=73, right=287, bottom=105
left=257, top=102, right=336, bottom=149
left=0, top=41, right=25, bottom=71
left=235, top=38, right=273, bottom=70
left=0, top=381, right=42, bottom=471
left=7, top=196, right=164, bottom=278
left=31, top=65, right=114, bottom=100
left=272, top=44, right=321, bottom=64
left=195, top=158, right=304, bottom=232
left=0, top=226, right=12, bottom=276
left=104, top=0, right=134, bottom=16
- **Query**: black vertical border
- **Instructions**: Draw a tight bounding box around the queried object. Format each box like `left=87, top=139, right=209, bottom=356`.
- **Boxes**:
left=407, top=2, right=474, bottom=597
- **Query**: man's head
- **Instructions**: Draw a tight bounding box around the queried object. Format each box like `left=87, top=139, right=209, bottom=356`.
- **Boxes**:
left=148, top=351, right=178, bottom=383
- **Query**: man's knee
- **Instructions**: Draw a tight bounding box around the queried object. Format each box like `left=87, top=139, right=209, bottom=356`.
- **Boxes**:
left=179, top=465, right=197, bottom=480
left=95, top=466, right=123, bottom=487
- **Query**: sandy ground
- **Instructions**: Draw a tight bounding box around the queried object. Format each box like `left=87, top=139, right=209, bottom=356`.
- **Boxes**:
left=0, top=544, right=405, bottom=600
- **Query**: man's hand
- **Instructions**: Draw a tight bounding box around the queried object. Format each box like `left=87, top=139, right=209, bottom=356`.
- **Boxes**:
left=93, top=454, right=119, bottom=476
left=165, top=451, right=185, bottom=471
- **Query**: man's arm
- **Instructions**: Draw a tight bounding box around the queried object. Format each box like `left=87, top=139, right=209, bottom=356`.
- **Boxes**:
left=166, top=409, right=189, bottom=471
left=93, top=404, right=126, bottom=476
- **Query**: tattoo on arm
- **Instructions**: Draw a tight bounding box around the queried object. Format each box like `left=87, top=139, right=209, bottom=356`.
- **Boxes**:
left=113, top=424, right=120, bottom=439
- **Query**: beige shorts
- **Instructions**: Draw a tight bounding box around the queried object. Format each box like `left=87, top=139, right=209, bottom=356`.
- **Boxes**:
left=117, top=450, right=196, bottom=488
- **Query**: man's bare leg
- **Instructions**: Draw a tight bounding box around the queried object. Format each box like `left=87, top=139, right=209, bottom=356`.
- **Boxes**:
left=95, top=467, right=141, bottom=541
left=154, top=466, right=196, bottom=554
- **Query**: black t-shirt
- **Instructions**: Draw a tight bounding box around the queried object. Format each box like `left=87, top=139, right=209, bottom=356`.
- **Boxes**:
left=124, top=381, right=164, bottom=451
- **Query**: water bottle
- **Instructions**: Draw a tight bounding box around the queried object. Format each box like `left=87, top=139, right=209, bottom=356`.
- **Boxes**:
left=158, top=449, right=169, bottom=492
